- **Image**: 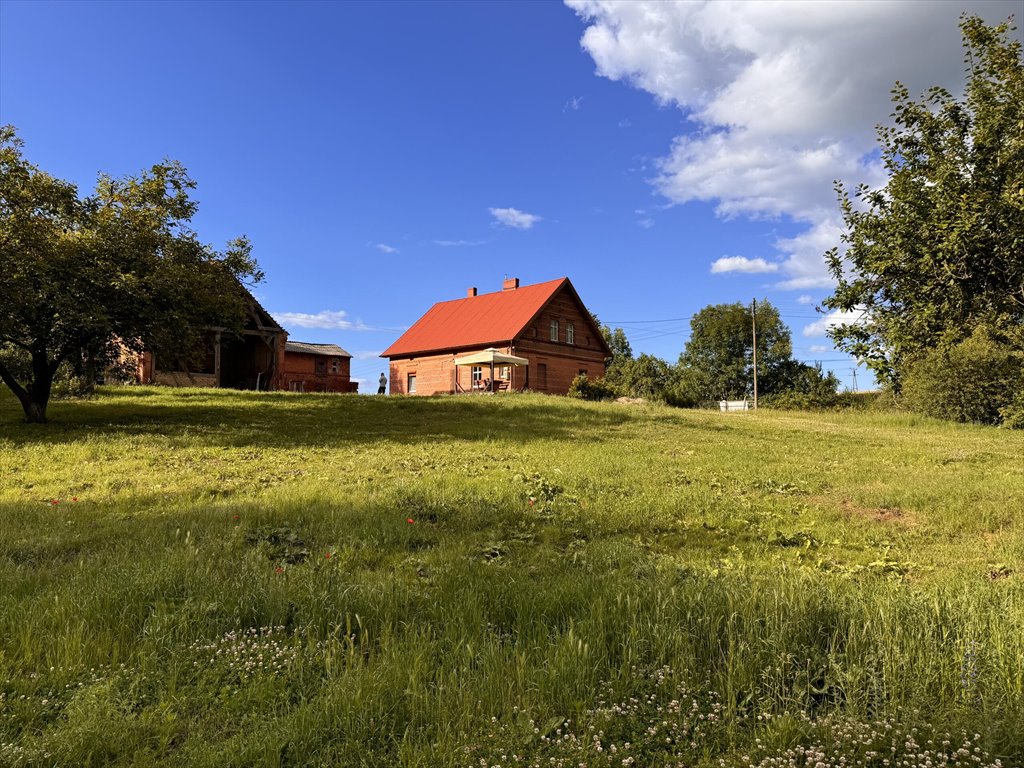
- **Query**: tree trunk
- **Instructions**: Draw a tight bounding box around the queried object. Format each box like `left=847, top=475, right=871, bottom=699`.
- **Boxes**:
left=0, top=351, right=55, bottom=423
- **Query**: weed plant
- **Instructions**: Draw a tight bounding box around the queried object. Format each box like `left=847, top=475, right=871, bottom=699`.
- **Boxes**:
left=0, top=388, right=1021, bottom=766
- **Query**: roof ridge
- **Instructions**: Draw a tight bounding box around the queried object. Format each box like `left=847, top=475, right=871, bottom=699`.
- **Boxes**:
left=381, top=277, right=575, bottom=358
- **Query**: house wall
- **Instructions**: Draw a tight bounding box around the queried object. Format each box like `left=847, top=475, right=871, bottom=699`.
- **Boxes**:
left=389, top=351, right=461, bottom=395
left=511, top=342, right=605, bottom=395
left=282, top=352, right=357, bottom=393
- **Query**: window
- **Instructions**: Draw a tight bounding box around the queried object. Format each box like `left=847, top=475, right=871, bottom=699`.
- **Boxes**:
left=290, top=381, right=305, bottom=392
left=471, top=366, right=482, bottom=383
left=566, top=322, right=575, bottom=345
left=549, top=319, right=559, bottom=342
left=578, top=369, right=588, bottom=377
left=407, top=373, right=417, bottom=394
left=330, top=359, right=340, bottom=374
left=499, top=366, right=509, bottom=379
left=315, top=358, right=327, bottom=375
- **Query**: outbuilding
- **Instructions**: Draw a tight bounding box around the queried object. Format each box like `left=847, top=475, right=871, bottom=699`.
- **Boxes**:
left=282, top=341, right=358, bottom=393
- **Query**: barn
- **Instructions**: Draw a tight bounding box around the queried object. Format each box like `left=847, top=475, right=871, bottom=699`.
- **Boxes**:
left=136, top=292, right=287, bottom=390
left=381, top=277, right=610, bottom=396
left=282, top=342, right=358, bottom=393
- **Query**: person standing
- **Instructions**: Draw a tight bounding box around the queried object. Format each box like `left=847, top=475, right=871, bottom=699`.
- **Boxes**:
left=377, top=372, right=387, bottom=395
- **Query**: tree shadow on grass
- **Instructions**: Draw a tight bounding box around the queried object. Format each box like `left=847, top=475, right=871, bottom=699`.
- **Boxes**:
left=0, top=387, right=737, bottom=454
left=0, top=387, right=692, bottom=450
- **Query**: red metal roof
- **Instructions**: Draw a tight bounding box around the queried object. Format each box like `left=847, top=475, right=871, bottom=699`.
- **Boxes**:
left=382, top=277, right=576, bottom=358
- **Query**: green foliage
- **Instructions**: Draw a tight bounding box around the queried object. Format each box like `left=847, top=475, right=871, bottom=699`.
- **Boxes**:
left=593, top=313, right=633, bottom=368
left=679, top=300, right=838, bottom=404
left=604, top=353, right=676, bottom=400
left=0, top=126, right=262, bottom=422
left=999, top=387, right=1024, bottom=429
left=825, top=15, right=1024, bottom=391
left=567, top=373, right=618, bottom=401
left=901, top=326, right=1023, bottom=426
left=0, top=388, right=1022, bottom=764
left=761, top=363, right=843, bottom=410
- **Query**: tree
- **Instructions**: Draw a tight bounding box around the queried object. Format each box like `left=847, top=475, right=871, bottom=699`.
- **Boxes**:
left=678, top=300, right=809, bottom=401
left=592, top=313, right=633, bottom=368
left=605, top=353, right=675, bottom=400
left=825, top=15, right=1024, bottom=390
left=0, top=126, right=262, bottom=423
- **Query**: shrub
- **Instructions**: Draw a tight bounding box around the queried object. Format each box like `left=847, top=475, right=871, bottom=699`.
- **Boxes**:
left=761, top=390, right=838, bottom=410
left=901, top=327, right=1023, bottom=426
left=999, top=388, right=1024, bottom=429
left=567, top=374, right=618, bottom=401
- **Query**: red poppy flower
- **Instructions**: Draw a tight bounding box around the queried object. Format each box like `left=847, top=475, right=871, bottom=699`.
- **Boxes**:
left=50, top=499, right=59, bottom=505
left=528, top=499, right=534, bottom=507
left=275, top=567, right=284, bottom=574
left=71, top=497, right=78, bottom=502
left=232, top=514, right=240, bottom=521
left=325, top=552, right=332, bottom=559
left=406, top=518, right=415, bottom=524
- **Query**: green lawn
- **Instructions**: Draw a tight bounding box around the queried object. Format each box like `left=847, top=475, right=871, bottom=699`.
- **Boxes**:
left=1, top=388, right=1022, bottom=767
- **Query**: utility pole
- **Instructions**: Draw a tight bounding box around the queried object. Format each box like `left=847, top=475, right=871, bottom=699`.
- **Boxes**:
left=851, top=367, right=858, bottom=393
left=751, top=298, right=758, bottom=410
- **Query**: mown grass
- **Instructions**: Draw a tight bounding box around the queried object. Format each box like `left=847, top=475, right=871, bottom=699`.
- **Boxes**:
left=1, top=387, right=1022, bottom=767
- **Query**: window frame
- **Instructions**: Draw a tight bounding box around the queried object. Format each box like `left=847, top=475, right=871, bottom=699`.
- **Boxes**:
left=566, top=322, right=575, bottom=345
left=549, top=319, right=559, bottom=342
left=407, top=373, right=417, bottom=394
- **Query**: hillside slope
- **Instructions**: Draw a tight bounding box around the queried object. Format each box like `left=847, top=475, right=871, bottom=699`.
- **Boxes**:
left=1, top=388, right=1022, bottom=766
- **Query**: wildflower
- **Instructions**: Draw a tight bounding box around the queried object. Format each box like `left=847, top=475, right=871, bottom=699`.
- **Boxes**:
left=275, top=567, right=284, bottom=574
left=71, top=497, right=78, bottom=502
left=407, top=518, right=415, bottom=524
left=325, top=552, right=332, bottom=559
left=232, top=514, right=240, bottom=521
left=50, top=499, right=59, bottom=505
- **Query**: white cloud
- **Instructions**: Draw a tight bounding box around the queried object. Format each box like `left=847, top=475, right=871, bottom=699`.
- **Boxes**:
left=273, top=310, right=374, bottom=331
left=434, top=239, right=487, bottom=247
left=710, top=255, right=779, bottom=274
left=808, top=344, right=832, bottom=354
left=802, top=308, right=867, bottom=337
left=352, top=350, right=384, bottom=360
left=796, top=295, right=815, bottom=305
left=374, top=243, right=399, bottom=254
left=567, top=0, right=1021, bottom=289
left=564, top=95, right=584, bottom=111
left=489, top=207, right=542, bottom=230
left=618, top=118, right=633, bottom=128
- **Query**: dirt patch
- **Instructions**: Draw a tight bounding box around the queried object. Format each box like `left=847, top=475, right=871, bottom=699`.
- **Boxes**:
left=806, top=495, right=914, bottom=525
left=840, top=499, right=911, bottom=524
left=615, top=397, right=646, bottom=405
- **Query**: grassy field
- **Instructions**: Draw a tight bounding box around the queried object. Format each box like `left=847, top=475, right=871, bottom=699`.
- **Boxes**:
left=1, top=387, right=1022, bottom=767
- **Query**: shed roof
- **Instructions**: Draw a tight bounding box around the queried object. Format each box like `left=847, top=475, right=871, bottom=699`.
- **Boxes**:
left=382, top=277, right=610, bottom=358
left=285, top=341, right=352, bottom=357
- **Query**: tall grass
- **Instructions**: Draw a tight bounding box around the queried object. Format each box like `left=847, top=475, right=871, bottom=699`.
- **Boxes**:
left=0, top=388, right=1021, bottom=766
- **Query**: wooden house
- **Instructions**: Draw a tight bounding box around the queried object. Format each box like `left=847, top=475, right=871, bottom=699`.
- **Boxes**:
left=136, top=291, right=287, bottom=390
left=381, top=277, right=610, bottom=395
left=282, top=342, right=358, bottom=393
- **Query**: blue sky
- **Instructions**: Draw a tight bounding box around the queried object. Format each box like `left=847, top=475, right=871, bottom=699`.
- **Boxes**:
left=2, top=1, right=1018, bottom=389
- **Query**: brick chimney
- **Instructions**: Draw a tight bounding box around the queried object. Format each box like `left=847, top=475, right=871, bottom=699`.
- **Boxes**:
left=502, top=277, right=520, bottom=291
left=467, top=287, right=477, bottom=297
